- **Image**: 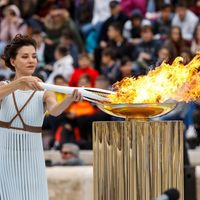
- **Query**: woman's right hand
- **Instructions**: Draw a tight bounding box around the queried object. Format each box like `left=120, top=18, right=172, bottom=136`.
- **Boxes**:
left=17, top=76, right=43, bottom=91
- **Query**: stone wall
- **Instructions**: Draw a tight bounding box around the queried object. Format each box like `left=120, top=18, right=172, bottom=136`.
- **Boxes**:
left=47, top=166, right=93, bottom=200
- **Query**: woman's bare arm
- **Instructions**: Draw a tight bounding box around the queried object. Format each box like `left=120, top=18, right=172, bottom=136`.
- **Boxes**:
left=43, top=90, right=82, bottom=117
left=0, top=76, right=43, bottom=101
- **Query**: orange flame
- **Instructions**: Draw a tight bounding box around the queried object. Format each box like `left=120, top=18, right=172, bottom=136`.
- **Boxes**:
left=108, top=53, right=200, bottom=104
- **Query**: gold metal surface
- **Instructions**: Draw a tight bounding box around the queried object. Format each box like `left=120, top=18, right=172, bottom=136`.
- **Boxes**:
left=97, top=103, right=177, bottom=119
left=93, top=121, right=184, bottom=200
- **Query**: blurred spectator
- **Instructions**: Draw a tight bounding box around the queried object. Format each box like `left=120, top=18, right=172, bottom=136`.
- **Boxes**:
left=53, top=75, right=68, bottom=103
left=172, top=2, right=199, bottom=41
left=74, top=0, right=93, bottom=27
left=0, top=0, right=9, bottom=19
left=132, top=21, right=162, bottom=71
left=82, top=0, right=111, bottom=54
left=52, top=143, right=83, bottom=166
left=123, top=9, right=143, bottom=45
left=99, top=1, right=128, bottom=45
left=0, top=58, right=13, bottom=80
left=180, top=48, right=193, bottom=65
left=0, top=4, right=28, bottom=54
left=101, top=48, right=120, bottom=84
left=32, top=29, right=55, bottom=69
left=116, top=57, right=134, bottom=80
left=190, top=0, right=200, bottom=19
left=107, top=22, right=134, bottom=59
left=95, top=22, right=134, bottom=71
left=43, top=7, right=84, bottom=51
left=92, top=0, right=111, bottom=25
left=191, top=23, right=200, bottom=54
left=69, top=53, right=99, bottom=87
left=154, top=3, right=173, bottom=41
left=35, top=0, right=70, bottom=18
left=59, top=29, right=79, bottom=67
left=120, top=0, right=147, bottom=16
left=55, top=75, right=96, bottom=149
left=95, top=75, right=111, bottom=90
left=155, top=46, right=170, bottom=66
left=164, top=26, right=188, bottom=63
left=46, top=45, right=74, bottom=84
left=10, top=0, right=39, bottom=19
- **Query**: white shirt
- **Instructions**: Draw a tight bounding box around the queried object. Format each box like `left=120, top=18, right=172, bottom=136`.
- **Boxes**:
left=172, top=10, right=199, bottom=41
left=46, top=55, right=74, bottom=84
left=92, top=0, right=111, bottom=25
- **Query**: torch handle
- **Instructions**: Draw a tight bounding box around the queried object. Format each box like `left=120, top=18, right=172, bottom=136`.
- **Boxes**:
left=39, top=82, right=108, bottom=103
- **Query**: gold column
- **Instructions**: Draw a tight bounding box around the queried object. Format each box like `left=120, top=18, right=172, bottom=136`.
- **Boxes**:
left=93, top=121, right=184, bottom=200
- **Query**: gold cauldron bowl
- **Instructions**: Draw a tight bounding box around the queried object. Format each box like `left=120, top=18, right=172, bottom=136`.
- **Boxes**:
left=97, top=102, right=177, bottom=119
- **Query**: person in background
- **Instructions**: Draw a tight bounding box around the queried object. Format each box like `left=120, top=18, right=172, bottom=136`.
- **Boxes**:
left=172, top=2, right=199, bottom=41
left=116, top=57, right=134, bottom=81
left=99, top=1, right=128, bottom=45
left=155, top=46, right=170, bottom=67
left=52, top=143, right=83, bottom=166
left=95, top=75, right=111, bottom=90
left=32, top=29, right=55, bottom=66
left=0, top=4, right=28, bottom=54
left=101, top=48, right=120, bottom=84
left=46, top=45, right=74, bottom=84
left=164, top=25, right=188, bottom=64
left=154, top=3, right=173, bottom=41
left=180, top=48, right=193, bottom=65
left=191, top=23, right=200, bottom=54
left=132, top=21, right=162, bottom=73
left=43, top=7, right=84, bottom=51
left=59, top=29, right=79, bottom=67
left=42, top=75, right=70, bottom=149
left=0, top=58, right=13, bottom=80
left=123, top=9, right=143, bottom=45
left=69, top=53, right=99, bottom=87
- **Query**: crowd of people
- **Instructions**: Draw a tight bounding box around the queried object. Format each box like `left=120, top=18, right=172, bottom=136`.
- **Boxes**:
left=1, top=0, right=200, bottom=154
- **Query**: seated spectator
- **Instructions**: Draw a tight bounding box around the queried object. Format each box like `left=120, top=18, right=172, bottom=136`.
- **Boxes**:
left=155, top=46, right=170, bottom=67
left=59, top=29, right=79, bottom=67
left=190, top=0, right=200, bottom=19
left=69, top=53, right=99, bottom=87
left=164, top=26, right=188, bottom=63
left=46, top=45, right=74, bottom=84
left=53, top=75, right=69, bottom=103
left=42, top=75, right=69, bottom=149
left=95, top=75, right=111, bottom=90
left=180, top=48, right=193, bottom=65
left=95, top=22, right=134, bottom=71
left=52, top=143, right=83, bottom=166
left=0, top=58, right=13, bottom=80
left=132, top=21, right=162, bottom=72
left=120, top=0, right=146, bottom=16
left=191, top=23, right=200, bottom=54
left=32, top=29, right=55, bottom=80
left=123, top=9, right=143, bottom=45
left=43, top=7, right=84, bottom=51
left=101, top=48, right=120, bottom=84
left=116, top=57, right=135, bottom=80
left=106, top=22, right=134, bottom=59
left=99, top=1, right=128, bottom=45
left=172, top=2, right=199, bottom=41
left=154, top=3, right=173, bottom=41
left=0, top=4, right=28, bottom=54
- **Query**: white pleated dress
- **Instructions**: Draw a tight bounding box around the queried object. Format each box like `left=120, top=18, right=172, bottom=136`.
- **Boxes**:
left=0, top=89, right=48, bottom=200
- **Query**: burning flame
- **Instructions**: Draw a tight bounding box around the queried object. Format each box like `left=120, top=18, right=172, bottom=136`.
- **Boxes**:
left=108, top=53, right=200, bottom=104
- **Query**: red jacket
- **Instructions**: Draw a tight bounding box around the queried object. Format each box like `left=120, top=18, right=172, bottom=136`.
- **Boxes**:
left=69, top=67, right=99, bottom=87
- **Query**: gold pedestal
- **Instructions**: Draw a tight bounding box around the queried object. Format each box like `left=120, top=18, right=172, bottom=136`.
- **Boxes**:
left=93, top=121, right=184, bottom=200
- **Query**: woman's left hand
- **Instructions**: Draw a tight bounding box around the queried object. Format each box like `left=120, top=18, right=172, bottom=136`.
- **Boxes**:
left=69, top=89, right=83, bottom=102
